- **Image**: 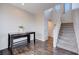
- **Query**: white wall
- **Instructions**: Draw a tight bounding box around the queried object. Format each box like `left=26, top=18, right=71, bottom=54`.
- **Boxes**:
left=35, top=12, right=45, bottom=41
left=72, top=9, right=79, bottom=54
left=72, top=3, right=79, bottom=10
left=0, top=4, right=36, bottom=50
left=43, top=10, right=51, bottom=41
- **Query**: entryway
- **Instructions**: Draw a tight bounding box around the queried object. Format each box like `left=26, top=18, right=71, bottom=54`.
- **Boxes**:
left=47, top=20, right=54, bottom=52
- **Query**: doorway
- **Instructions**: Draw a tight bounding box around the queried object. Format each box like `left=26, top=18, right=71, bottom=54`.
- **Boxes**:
left=47, top=20, right=54, bottom=52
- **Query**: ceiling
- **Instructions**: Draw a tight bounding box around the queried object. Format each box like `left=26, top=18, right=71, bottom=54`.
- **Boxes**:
left=11, top=3, right=56, bottom=14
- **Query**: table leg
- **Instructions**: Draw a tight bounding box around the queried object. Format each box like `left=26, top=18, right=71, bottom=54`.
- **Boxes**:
left=34, top=32, right=35, bottom=45
left=10, top=39, right=13, bottom=55
left=27, top=35, right=30, bottom=43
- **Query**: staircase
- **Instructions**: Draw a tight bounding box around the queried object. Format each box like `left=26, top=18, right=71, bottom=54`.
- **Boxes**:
left=57, top=23, right=78, bottom=53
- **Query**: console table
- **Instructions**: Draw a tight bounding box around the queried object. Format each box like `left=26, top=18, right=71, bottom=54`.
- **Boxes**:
left=8, top=32, right=35, bottom=55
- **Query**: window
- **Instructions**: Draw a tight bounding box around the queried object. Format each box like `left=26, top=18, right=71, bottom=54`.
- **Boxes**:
left=64, top=3, right=72, bottom=12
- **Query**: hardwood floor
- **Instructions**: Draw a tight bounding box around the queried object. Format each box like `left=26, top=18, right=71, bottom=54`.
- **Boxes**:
left=0, top=37, right=78, bottom=55
left=47, top=36, right=53, bottom=52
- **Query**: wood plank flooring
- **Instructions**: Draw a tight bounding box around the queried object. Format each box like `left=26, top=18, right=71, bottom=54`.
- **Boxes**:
left=0, top=37, right=78, bottom=55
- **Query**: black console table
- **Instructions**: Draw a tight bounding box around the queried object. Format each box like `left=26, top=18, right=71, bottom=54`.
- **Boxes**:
left=8, top=32, right=35, bottom=55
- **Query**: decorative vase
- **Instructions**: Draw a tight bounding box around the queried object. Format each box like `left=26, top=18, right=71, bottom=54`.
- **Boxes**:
left=18, top=26, right=24, bottom=33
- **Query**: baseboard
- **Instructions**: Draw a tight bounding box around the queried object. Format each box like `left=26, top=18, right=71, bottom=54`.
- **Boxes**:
left=37, top=39, right=47, bottom=42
